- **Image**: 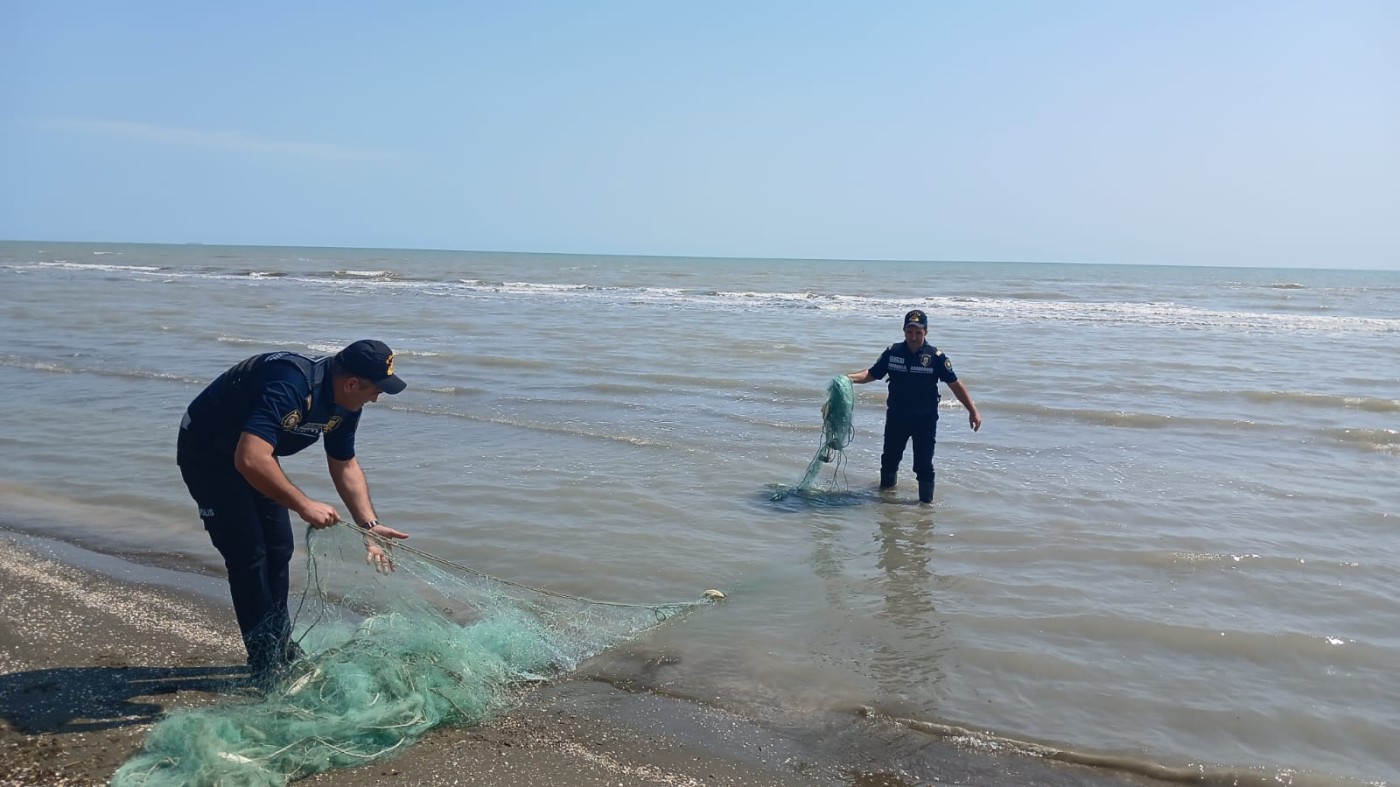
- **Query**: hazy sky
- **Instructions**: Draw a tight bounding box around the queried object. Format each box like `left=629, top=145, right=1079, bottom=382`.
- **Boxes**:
left=3, top=1, right=1397, bottom=268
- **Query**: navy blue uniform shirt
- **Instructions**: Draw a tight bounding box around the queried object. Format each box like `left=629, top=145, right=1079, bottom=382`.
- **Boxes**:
left=178, top=352, right=360, bottom=464
left=867, top=342, right=959, bottom=417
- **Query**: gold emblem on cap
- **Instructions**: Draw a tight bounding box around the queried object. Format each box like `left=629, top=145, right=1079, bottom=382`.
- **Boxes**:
left=385, top=353, right=395, bottom=376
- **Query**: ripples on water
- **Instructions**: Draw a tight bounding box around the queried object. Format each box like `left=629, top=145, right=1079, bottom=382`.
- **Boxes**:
left=1, top=242, right=1397, bottom=785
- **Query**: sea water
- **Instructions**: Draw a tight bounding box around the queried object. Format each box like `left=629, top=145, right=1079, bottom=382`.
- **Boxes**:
left=0, top=241, right=1396, bottom=784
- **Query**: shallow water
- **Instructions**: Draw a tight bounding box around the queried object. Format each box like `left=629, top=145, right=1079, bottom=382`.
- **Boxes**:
left=1, top=241, right=1397, bottom=784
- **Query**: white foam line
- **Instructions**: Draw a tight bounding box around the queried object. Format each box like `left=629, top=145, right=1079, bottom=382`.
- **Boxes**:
left=12, top=262, right=1397, bottom=333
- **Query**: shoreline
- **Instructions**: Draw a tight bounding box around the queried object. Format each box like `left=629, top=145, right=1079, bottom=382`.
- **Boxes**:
left=0, top=527, right=843, bottom=787
left=0, top=525, right=1160, bottom=787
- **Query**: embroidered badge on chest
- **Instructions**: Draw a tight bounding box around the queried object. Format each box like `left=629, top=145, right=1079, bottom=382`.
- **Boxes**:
left=920, top=354, right=932, bottom=367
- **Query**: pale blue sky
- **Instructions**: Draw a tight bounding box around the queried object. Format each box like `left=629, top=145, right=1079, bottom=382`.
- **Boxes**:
left=2, top=1, right=1396, bottom=268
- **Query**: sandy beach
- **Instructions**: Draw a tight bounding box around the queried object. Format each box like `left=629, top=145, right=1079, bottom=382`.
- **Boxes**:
left=0, top=527, right=840, bottom=787
left=0, top=526, right=1163, bottom=787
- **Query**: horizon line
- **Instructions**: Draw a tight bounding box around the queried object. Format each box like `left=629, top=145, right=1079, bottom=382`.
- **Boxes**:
left=1, top=237, right=1395, bottom=273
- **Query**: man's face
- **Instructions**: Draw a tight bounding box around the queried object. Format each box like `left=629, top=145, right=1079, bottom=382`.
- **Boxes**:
left=337, top=377, right=383, bottom=412
left=903, top=325, right=926, bottom=348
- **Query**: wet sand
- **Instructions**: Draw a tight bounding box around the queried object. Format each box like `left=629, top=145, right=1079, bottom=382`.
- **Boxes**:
left=0, top=528, right=850, bottom=786
left=0, top=527, right=1160, bottom=787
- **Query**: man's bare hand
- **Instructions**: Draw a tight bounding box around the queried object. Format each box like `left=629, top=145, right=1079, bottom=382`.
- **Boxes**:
left=296, top=501, right=340, bottom=529
left=364, top=523, right=409, bottom=573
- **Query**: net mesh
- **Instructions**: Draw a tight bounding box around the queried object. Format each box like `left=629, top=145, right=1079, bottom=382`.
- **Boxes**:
left=771, top=375, right=856, bottom=500
left=112, top=523, right=710, bottom=787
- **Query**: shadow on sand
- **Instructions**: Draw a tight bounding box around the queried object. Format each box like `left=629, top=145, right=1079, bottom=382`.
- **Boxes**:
left=0, top=664, right=248, bottom=734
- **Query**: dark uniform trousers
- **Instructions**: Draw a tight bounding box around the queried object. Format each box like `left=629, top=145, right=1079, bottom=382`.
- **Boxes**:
left=880, top=410, right=938, bottom=501
left=178, top=457, right=296, bottom=673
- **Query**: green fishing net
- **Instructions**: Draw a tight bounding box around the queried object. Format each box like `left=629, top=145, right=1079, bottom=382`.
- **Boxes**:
left=112, top=523, right=712, bottom=787
left=772, top=375, right=856, bottom=500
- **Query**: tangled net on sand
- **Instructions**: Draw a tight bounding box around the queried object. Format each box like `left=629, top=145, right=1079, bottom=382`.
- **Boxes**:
left=113, top=523, right=714, bottom=787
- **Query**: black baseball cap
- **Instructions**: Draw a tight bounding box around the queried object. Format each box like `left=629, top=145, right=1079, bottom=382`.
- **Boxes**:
left=335, top=339, right=406, bottom=394
left=903, top=310, right=929, bottom=329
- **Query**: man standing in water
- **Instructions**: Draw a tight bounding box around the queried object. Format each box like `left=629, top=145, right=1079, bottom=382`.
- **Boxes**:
left=849, top=310, right=982, bottom=504
left=177, top=339, right=410, bottom=682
